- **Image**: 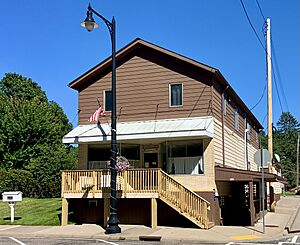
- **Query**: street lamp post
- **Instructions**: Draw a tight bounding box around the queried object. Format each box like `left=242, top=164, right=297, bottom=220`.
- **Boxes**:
left=81, top=4, right=121, bottom=234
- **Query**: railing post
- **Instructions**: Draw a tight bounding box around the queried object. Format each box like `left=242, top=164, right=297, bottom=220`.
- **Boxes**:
left=92, top=171, right=96, bottom=198
left=61, top=171, right=65, bottom=198
left=179, top=185, right=183, bottom=212
left=158, top=170, right=162, bottom=195
left=124, top=170, right=127, bottom=197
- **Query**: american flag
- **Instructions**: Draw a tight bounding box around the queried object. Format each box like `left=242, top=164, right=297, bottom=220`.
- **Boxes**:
left=88, top=105, right=105, bottom=122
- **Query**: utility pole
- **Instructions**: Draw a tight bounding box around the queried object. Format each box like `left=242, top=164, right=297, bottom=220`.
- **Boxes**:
left=266, top=18, right=273, bottom=158
left=297, top=133, right=299, bottom=191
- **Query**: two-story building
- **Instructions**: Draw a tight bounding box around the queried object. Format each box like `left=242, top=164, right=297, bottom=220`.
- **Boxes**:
left=61, top=38, right=282, bottom=229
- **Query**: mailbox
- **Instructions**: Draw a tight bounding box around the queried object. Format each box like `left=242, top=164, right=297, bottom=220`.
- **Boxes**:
left=2, top=191, right=22, bottom=202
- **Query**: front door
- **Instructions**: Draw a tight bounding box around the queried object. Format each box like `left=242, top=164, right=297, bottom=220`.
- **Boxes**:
left=144, top=152, right=158, bottom=168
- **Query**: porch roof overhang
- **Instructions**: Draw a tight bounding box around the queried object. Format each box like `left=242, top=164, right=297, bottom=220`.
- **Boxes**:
left=215, top=166, right=287, bottom=183
left=63, top=116, right=214, bottom=144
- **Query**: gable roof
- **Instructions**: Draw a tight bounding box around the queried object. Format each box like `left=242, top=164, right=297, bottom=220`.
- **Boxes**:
left=69, top=38, right=262, bottom=129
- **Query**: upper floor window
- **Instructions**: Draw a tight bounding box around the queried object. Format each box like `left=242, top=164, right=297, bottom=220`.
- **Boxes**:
left=104, top=90, right=112, bottom=111
left=169, top=83, right=183, bottom=107
left=222, top=94, right=227, bottom=115
left=234, top=107, right=239, bottom=130
left=246, top=121, right=251, bottom=140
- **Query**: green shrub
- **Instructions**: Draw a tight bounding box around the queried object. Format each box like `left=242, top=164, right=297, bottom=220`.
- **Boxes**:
left=0, top=169, right=35, bottom=197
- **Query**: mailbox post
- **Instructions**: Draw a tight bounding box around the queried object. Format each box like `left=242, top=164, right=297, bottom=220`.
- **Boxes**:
left=2, top=192, right=22, bottom=223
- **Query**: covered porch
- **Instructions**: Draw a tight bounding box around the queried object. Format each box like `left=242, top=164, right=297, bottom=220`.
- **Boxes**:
left=61, top=168, right=212, bottom=229
left=61, top=117, right=215, bottom=228
left=63, top=116, right=215, bottom=188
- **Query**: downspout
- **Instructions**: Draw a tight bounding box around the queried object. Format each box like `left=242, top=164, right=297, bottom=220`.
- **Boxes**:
left=221, top=86, right=229, bottom=167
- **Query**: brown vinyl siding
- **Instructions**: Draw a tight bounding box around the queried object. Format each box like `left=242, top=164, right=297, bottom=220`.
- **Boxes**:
left=211, top=82, right=222, bottom=122
left=78, top=55, right=212, bottom=124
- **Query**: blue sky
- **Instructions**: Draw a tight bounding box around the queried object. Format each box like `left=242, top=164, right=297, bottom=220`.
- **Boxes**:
left=0, top=1, right=299, bottom=128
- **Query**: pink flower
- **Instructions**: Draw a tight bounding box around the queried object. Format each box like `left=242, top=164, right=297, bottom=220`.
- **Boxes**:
left=107, top=156, right=130, bottom=172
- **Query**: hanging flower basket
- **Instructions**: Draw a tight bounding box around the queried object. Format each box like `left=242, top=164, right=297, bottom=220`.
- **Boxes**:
left=107, top=156, right=130, bottom=172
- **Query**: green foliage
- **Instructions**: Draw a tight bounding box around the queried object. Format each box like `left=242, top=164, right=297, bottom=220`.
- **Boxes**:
left=0, top=73, right=77, bottom=197
left=28, top=145, right=77, bottom=198
left=273, top=112, right=300, bottom=188
left=0, top=73, right=47, bottom=102
left=260, top=130, right=268, bottom=149
left=0, top=169, right=35, bottom=197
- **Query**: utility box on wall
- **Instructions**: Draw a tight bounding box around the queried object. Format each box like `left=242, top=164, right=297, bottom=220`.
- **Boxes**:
left=2, top=191, right=22, bottom=202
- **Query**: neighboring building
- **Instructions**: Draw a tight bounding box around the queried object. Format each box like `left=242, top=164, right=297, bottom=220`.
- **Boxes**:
left=61, top=38, right=283, bottom=229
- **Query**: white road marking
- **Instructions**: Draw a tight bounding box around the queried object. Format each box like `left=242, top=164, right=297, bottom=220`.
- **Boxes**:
left=0, top=225, right=20, bottom=231
left=97, top=239, right=119, bottom=245
left=291, top=235, right=299, bottom=243
left=9, top=237, right=26, bottom=245
left=225, top=242, right=234, bottom=245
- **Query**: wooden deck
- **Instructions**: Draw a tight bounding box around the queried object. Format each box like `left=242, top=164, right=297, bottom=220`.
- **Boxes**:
left=61, top=168, right=211, bottom=229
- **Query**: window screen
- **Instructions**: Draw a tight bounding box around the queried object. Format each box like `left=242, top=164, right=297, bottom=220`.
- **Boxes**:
left=170, top=84, right=183, bottom=106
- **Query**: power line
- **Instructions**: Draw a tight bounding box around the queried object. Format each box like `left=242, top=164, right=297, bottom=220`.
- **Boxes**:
left=250, top=78, right=267, bottom=111
left=255, top=0, right=266, bottom=21
left=262, top=113, right=268, bottom=128
left=239, top=0, right=265, bottom=51
left=240, top=0, right=287, bottom=115
left=271, top=36, right=290, bottom=112
left=255, top=0, right=288, bottom=113
left=272, top=64, right=284, bottom=114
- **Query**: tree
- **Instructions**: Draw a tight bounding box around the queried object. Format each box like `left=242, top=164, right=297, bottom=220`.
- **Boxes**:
left=0, top=73, right=77, bottom=197
left=0, top=73, right=47, bottom=102
left=273, top=112, right=300, bottom=188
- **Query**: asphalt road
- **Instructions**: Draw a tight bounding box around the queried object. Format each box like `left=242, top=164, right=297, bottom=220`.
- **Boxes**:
left=0, top=235, right=299, bottom=245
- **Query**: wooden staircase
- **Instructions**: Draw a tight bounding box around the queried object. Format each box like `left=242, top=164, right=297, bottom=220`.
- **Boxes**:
left=62, top=168, right=212, bottom=229
left=158, top=170, right=212, bottom=229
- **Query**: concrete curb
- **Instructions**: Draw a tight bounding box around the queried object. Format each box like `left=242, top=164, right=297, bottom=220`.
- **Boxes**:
left=0, top=227, right=294, bottom=244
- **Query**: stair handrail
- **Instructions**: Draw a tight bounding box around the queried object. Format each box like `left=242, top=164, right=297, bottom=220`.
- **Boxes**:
left=159, top=169, right=210, bottom=205
left=158, top=169, right=210, bottom=228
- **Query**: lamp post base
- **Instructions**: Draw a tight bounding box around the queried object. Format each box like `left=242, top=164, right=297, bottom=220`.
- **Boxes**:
left=105, top=224, right=121, bottom=234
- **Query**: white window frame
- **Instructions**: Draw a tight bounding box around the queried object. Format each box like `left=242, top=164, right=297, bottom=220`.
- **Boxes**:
left=246, top=122, right=251, bottom=140
left=234, top=107, right=239, bottom=130
left=222, top=94, right=227, bottom=116
left=167, top=140, right=204, bottom=175
left=103, top=90, right=112, bottom=112
left=169, top=83, right=183, bottom=107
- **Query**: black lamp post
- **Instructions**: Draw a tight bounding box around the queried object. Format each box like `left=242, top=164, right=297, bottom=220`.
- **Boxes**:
left=81, top=4, right=121, bottom=234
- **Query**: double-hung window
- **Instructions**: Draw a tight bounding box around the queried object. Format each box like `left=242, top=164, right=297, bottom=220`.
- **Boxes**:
left=234, top=107, right=239, bottom=130
left=246, top=122, right=251, bottom=140
left=169, top=83, right=183, bottom=107
left=104, top=90, right=112, bottom=112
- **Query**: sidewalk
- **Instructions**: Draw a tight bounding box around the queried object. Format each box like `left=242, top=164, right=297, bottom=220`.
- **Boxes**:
left=0, top=196, right=299, bottom=243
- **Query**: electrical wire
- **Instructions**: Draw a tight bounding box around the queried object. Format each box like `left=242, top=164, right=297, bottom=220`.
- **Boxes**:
left=255, top=0, right=266, bottom=21
left=272, top=65, right=284, bottom=114
left=250, top=78, right=267, bottom=111
left=261, top=113, right=268, bottom=128
left=239, top=0, right=265, bottom=51
left=271, top=36, right=290, bottom=112
left=240, top=0, right=287, bottom=116
left=71, top=109, right=80, bottom=125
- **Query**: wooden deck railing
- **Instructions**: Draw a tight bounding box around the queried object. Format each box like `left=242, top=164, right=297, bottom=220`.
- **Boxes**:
left=61, top=168, right=210, bottom=228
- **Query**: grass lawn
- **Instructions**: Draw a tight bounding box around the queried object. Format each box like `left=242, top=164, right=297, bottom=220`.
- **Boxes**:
left=0, top=198, right=62, bottom=226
